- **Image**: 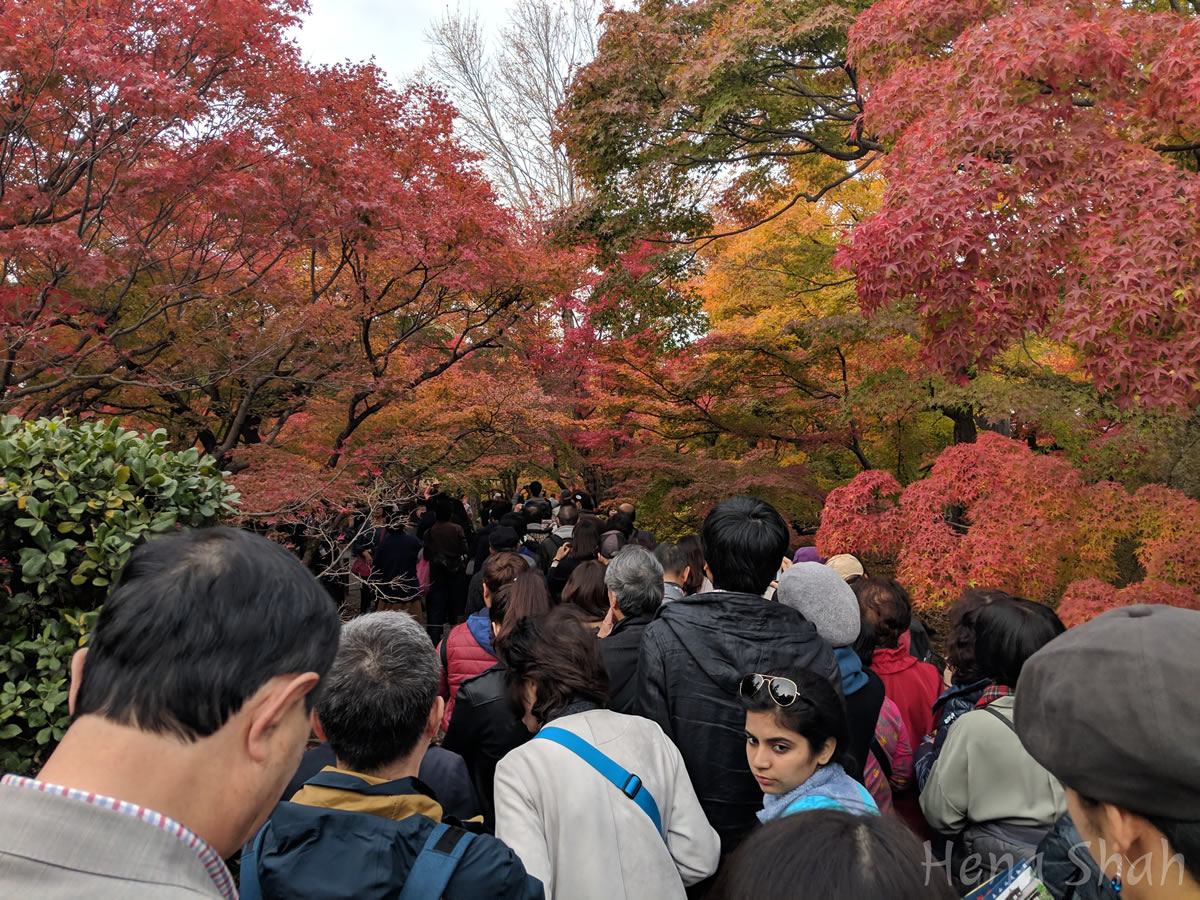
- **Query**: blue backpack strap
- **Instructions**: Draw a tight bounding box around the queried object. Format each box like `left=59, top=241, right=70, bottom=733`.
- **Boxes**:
left=534, top=726, right=664, bottom=836
left=397, top=822, right=476, bottom=900
left=237, top=822, right=268, bottom=900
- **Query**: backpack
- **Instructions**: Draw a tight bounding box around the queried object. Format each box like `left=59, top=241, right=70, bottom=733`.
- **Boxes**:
left=239, top=772, right=478, bottom=900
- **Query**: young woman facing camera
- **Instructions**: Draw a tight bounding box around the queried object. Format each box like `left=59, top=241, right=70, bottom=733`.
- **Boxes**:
left=739, top=667, right=878, bottom=822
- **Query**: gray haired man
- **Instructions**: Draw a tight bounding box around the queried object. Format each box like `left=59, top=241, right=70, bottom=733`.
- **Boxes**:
left=243, top=611, right=544, bottom=899
left=601, top=547, right=665, bottom=713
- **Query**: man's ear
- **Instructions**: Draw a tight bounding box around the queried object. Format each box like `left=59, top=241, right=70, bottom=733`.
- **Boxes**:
left=704, top=563, right=714, bottom=585
left=245, top=672, right=321, bottom=764
left=426, top=696, right=446, bottom=739
left=681, top=565, right=691, bottom=585
left=608, top=590, right=619, bottom=611
left=312, top=710, right=327, bottom=744
left=68, top=648, right=89, bottom=715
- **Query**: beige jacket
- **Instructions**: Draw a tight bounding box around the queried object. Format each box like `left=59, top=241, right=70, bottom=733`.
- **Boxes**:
left=495, top=708, right=720, bottom=900
left=0, top=782, right=222, bottom=898
left=920, top=695, right=1067, bottom=833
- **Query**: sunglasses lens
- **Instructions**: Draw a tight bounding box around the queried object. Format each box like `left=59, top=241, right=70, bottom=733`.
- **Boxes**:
left=739, top=674, right=767, bottom=698
left=769, top=679, right=798, bottom=706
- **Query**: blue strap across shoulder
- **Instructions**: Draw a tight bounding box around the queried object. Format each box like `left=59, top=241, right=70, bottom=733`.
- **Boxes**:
left=534, top=726, right=664, bottom=837
left=397, top=822, right=476, bottom=900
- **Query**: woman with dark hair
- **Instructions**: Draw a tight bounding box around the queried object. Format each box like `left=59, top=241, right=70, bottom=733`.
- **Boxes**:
left=915, top=587, right=1015, bottom=788
left=560, top=559, right=609, bottom=631
left=852, top=577, right=943, bottom=752
left=739, top=667, right=877, bottom=821
left=547, top=514, right=601, bottom=600
left=1016, top=605, right=1200, bottom=900
left=441, top=574, right=553, bottom=830
left=494, top=607, right=719, bottom=899
left=711, top=809, right=956, bottom=900
left=921, top=597, right=1067, bottom=888
left=676, top=534, right=711, bottom=595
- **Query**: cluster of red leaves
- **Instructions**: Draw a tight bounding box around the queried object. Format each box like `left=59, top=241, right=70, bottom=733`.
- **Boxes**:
left=841, top=0, right=1200, bottom=407
left=818, top=433, right=1200, bottom=618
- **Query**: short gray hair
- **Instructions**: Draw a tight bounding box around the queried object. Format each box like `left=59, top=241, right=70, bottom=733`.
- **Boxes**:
left=315, top=611, right=439, bottom=773
left=604, top=546, right=664, bottom=618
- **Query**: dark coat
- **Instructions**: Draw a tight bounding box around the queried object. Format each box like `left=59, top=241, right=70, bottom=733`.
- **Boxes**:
left=1037, top=814, right=1121, bottom=900
left=598, top=614, right=653, bottom=715
left=254, top=774, right=543, bottom=900
left=441, top=664, right=531, bottom=830
left=635, top=590, right=840, bottom=853
left=844, top=669, right=887, bottom=782
left=914, top=677, right=991, bottom=789
left=372, top=529, right=422, bottom=601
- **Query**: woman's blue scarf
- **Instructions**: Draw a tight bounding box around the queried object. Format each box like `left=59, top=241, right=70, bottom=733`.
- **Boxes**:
left=836, top=647, right=869, bottom=694
left=757, top=763, right=876, bottom=823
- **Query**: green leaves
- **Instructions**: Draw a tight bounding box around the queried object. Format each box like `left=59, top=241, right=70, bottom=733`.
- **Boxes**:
left=0, top=417, right=234, bottom=774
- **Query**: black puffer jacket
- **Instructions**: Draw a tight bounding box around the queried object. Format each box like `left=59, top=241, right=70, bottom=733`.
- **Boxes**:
left=1037, top=814, right=1121, bottom=900
left=635, top=591, right=840, bottom=853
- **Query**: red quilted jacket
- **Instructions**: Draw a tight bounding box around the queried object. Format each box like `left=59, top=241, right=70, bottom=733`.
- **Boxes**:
left=438, top=615, right=498, bottom=732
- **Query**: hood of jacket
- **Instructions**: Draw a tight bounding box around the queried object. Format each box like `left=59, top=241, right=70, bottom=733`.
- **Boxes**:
left=652, top=590, right=836, bottom=694
left=466, top=609, right=495, bottom=655
left=871, top=632, right=921, bottom=675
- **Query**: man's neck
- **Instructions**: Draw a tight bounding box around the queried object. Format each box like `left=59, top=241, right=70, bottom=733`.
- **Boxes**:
left=36, top=716, right=250, bottom=858
left=347, top=747, right=425, bottom=783
left=664, top=575, right=684, bottom=587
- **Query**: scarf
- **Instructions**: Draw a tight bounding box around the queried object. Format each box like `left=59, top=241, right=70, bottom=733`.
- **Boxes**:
left=975, top=684, right=1013, bottom=709
left=757, top=763, right=875, bottom=823
left=835, top=647, right=869, bottom=694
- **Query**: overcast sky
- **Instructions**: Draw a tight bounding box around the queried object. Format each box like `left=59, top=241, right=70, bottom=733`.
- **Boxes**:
left=293, top=0, right=521, bottom=85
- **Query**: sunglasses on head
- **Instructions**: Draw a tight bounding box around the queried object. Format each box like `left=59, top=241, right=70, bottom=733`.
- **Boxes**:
left=738, top=674, right=799, bottom=707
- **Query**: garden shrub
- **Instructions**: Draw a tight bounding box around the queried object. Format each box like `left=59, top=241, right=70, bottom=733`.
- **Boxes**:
left=0, top=417, right=236, bottom=773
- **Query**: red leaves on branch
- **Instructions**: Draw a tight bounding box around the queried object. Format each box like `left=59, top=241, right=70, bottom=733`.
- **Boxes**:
left=841, top=0, right=1200, bottom=407
left=818, top=433, right=1200, bottom=618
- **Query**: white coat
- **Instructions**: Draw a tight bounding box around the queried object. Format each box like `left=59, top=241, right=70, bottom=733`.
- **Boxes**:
left=494, top=708, right=720, bottom=900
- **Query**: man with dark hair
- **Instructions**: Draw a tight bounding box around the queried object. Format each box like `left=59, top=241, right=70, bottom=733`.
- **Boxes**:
left=636, top=497, right=840, bottom=855
left=245, top=612, right=544, bottom=899
left=0, top=527, right=341, bottom=899
left=654, top=542, right=691, bottom=603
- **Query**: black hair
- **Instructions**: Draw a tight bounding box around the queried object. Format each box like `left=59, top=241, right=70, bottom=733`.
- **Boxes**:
left=711, top=810, right=957, bottom=900
left=852, top=619, right=877, bottom=669
left=701, top=496, right=790, bottom=595
left=606, top=510, right=635, bottom=539
left=500, top=606, right=608, bottom=724
left=739, top=666, right=852, bottom=772
left=556, top=503, right=579, bottom=526
left=974, top=597, right=1065, bottom=688
left=528, top=481, right=543, bottom=497
left=654, top=542, right=690, bottom=577
left=946, top=588, right=1014, bottom=684
left=499, top=511, right=528, bottom=537
left=74, top=527, right=340, bottom=741
left=489, top=571, right=553, bottom=652
left=561, top=559, right=610, bottom=620
left=430, top=493, right=453, bottom=522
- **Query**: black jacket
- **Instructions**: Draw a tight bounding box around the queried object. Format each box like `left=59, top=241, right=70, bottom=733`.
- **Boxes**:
left=1037, top=814, right=1121, bottom=900
left=636, top=590, right=840, bottom=853
left=844, top=669, right=886, bottom=782
left=599, top=614, right=653, bottom=714
left=441, top=664, right=531, bottom=830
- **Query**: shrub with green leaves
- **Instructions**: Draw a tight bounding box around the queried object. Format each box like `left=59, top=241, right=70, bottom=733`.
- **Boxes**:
left=0, top=417, right=237, bottom=773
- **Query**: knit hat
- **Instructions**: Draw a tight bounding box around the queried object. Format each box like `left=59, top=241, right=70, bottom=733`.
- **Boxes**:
left=825, top=554, right=866, bottom=581
left=777, top=562, right=862, bottom=648
left=1015, top=604, right=1200, bottom=819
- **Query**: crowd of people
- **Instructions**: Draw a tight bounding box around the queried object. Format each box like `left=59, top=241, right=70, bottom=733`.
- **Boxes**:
left=1, top=491, right=1198, bottom=900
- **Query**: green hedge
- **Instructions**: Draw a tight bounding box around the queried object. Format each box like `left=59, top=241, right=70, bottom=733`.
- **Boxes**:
left=0, top=417, right=237, bottom=773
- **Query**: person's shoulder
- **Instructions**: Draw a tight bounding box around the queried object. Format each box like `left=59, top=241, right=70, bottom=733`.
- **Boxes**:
left=457, top=664, right=504, bottom=695
left=448, top=827, right=542, bottom=898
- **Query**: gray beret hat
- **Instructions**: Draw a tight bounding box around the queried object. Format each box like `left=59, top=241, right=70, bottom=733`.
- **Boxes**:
left=1014, top=604, right=1200, bottom=819
left=777, top=562, right=862, bottom=648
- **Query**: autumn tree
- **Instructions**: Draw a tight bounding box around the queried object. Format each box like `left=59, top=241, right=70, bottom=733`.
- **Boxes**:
left=841, top=0, right=1200, bottom=408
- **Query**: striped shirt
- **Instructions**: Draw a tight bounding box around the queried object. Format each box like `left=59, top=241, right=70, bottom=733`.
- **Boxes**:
left=1, top=774, right=237, bottom=900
